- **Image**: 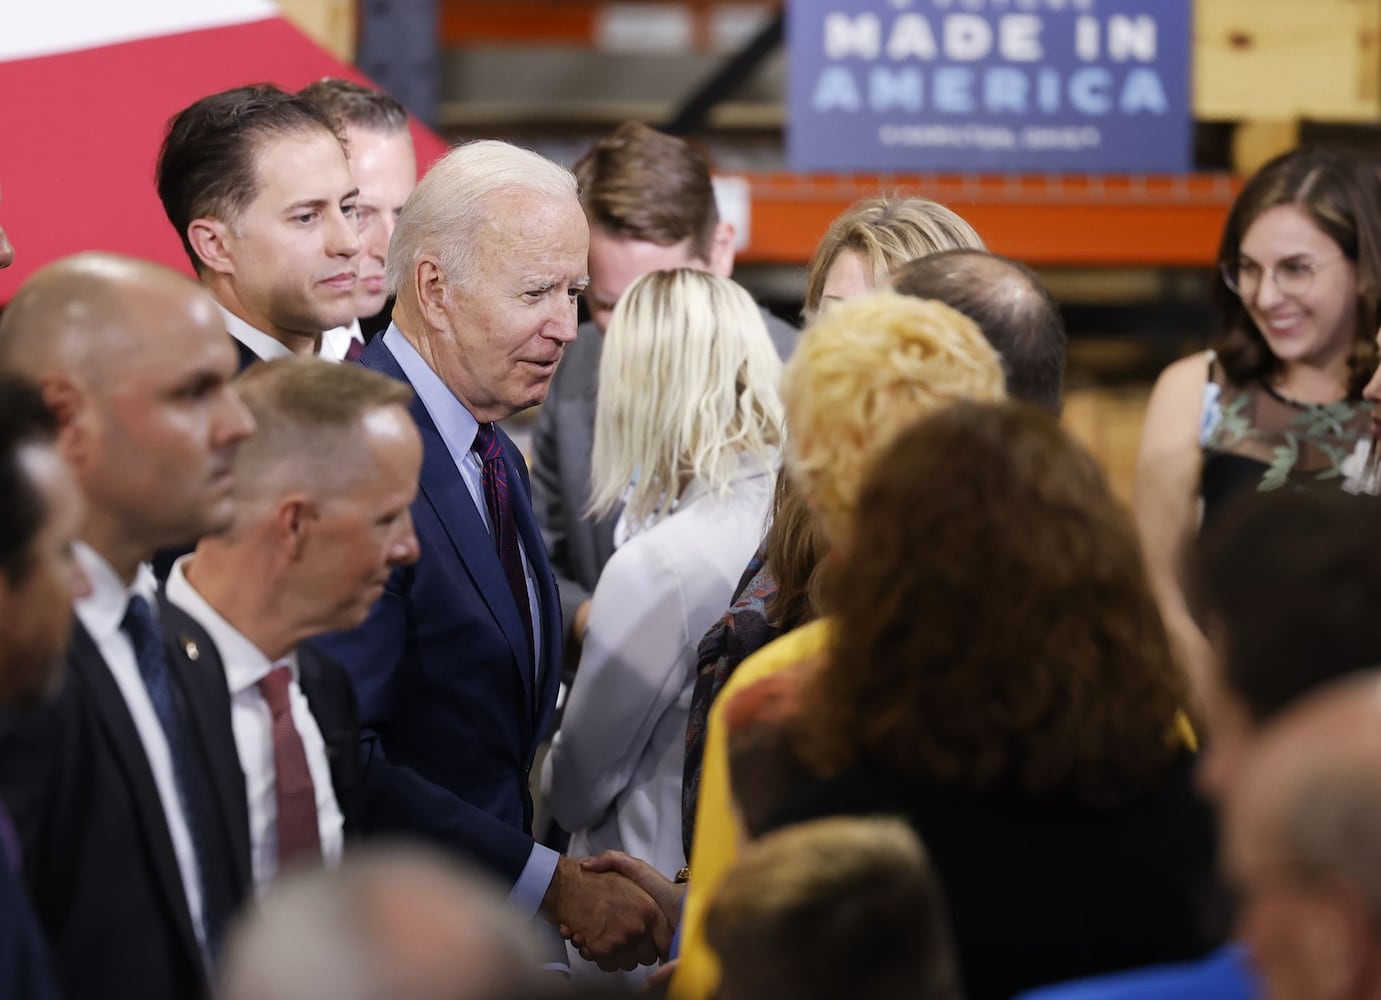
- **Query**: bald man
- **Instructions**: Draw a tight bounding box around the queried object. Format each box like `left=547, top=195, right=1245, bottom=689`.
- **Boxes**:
left=1224, top=673, right=1381, bottom=1000
left=0, top=253, right=256, bottom=1000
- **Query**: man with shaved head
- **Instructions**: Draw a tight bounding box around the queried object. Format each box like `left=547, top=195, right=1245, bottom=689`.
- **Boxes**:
left=1225, top=672, right=1381, bottom=1000
left=0, top=253, right=256, bottom=1000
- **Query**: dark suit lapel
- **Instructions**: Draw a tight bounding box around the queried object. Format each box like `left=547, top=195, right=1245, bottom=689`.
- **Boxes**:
left=67, top=623, right=204, bottom=969
left=231, top=334, right=260, bottom=373
left=504, top=433, right=563, bottom=730
left=156, top=599, right=252, bottom=896
left=364, top=342, right=538, bottom=707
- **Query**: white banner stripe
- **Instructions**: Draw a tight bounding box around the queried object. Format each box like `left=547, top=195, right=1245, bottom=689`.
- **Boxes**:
left=2, top=0, right=280, bottom=62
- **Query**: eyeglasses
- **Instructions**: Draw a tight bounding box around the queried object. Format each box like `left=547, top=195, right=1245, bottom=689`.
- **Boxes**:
left=1220, top=255, right=1344, bottom=299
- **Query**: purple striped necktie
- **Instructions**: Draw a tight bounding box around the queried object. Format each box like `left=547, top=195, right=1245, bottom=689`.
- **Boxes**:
left=473, top=423, right=535, bottom=668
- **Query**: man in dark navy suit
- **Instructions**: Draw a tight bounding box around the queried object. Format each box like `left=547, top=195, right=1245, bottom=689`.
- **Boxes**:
left=0, top=253, right=257, bottom=1000
left=314, top=139, right=670, bottom=971
left=0, top=373, right=91, bottom=1000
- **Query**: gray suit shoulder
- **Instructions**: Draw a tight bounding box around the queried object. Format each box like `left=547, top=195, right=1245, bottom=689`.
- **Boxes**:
left=761, top=307, right=799, bottom=360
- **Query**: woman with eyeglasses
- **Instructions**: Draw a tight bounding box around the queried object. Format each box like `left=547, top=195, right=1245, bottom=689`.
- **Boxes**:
left=1135, top=146, right=1381, bottom=711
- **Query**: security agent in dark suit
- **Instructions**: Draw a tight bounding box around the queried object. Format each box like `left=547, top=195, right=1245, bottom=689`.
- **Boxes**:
left=161, top=358, right=419, bottom=891
left=313, top=139, right=671, bottom=971
left=0, top=253, right=257, bottom=1000
left=530, top=122, right=797, bottom=662
left=0, top=374, right=92, bottom=1000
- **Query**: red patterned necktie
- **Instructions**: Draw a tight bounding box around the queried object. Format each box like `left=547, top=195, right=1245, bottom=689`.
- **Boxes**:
left=473, top=422, right=535, bottom=667
left=257, top=665, right=321, bottom=867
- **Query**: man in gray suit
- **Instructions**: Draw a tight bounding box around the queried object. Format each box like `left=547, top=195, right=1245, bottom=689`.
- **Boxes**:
left=530, top=122, right=796, bottom=660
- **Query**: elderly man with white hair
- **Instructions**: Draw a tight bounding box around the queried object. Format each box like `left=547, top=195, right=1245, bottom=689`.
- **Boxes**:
left=313, top=139, right=669, bottom=971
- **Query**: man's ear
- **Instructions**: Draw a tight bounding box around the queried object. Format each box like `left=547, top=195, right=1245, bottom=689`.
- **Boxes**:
left=708, top=220, right=736, bottom=278
left=187, top=217, right=235, bottom=276
left=39, top=374, right=89, bottom=466
left=414, top=257, right=452, bottom=330
left=274, top=494, right=315, bottom=562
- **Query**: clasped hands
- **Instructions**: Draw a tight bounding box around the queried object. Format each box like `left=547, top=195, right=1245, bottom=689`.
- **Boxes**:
left=543, top=852, right=688, bottom=972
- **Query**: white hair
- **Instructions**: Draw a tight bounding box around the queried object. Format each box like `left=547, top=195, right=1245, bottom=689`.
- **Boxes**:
left=385, top=139, right=578, bottom=294
left=218, top=845, right=545, bottom=1000
left=589, top=268, right=784, bottom=526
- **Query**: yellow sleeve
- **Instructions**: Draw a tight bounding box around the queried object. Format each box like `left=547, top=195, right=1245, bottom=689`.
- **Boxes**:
left=669, top=619, right=835, bottom=1000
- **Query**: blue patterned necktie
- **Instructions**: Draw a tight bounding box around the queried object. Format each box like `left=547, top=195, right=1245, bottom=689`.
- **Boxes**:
left=121, top=594, right=227, bottom=962
left=473, top=423, right=535, bottom=669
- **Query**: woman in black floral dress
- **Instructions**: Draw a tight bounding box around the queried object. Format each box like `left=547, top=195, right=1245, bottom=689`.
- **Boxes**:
left=1135, top=147, right=1381, bottom=708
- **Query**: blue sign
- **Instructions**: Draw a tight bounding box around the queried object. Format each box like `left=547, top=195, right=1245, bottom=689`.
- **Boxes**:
left=787, top=0, right=1193, bottom=173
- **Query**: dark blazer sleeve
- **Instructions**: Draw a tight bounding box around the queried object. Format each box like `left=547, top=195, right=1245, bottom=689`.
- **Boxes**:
left=296, top=645, right=363, bottom=838
left=0, top=860, right=59, bottom=1000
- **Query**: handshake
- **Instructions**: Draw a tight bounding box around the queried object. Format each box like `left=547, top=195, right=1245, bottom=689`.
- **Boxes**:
left=541, top=851, right=689, bottom=973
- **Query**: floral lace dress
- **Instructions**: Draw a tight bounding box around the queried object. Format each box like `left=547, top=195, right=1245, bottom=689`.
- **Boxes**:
left=1199, top=352, right=1378, bottom=531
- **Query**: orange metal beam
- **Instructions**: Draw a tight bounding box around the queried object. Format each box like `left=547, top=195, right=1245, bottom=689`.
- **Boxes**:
left=440, top=2, right=598, bottom=46
left=440, top=0, right=751, bottom=46
left=736, top=173, right=1243, bottom=267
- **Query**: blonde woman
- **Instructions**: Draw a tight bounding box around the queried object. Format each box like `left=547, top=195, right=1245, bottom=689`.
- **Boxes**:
left=541, top=269, right=783, bottom=968
left=803, top=195, right=984, bottom=320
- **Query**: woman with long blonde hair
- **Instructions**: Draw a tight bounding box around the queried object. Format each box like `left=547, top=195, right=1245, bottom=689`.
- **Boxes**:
left=540, top=268, right=782, bottom=978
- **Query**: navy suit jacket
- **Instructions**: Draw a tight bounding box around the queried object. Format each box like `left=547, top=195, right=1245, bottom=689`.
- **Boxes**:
left=0, top=812, right=58, bottom=1000
left=313, top=333, right=563, bottom=883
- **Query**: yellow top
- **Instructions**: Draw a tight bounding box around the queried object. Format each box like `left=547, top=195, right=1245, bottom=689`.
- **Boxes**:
left=669, top=618, right=834, bottom=1000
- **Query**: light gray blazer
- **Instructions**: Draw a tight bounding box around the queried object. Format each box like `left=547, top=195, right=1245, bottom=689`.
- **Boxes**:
left=530, top=306, right=797, bottom=629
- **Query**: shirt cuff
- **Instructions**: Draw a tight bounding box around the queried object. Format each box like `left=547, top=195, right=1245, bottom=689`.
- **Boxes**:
left=509, top=842, right=561, bottom=919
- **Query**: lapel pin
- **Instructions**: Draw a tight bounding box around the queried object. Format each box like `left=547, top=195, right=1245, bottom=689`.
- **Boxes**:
left=180, top=637, right=201, bottom=662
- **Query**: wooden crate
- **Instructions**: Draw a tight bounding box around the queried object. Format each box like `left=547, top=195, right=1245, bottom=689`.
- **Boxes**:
left=278, top=0, right=357, bottom=62
left=1062, top=386, right=1151, bottom=508
left=1196, top=0, right=1381, bottom=121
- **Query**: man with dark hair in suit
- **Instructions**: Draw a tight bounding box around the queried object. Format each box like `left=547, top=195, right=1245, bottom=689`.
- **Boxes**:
left=0, top=252, right=256, bottom=1000
left=164, top=357, right=421, bottom=892
left=531, top=122, right=797, bottom=661
left=891, top=249, right=1067, bottom=415
left=156, top=84, right=362, bottom=368
left=0, top=372, right=90, bottom=1000
left=313, top=139, right=670, bottom=971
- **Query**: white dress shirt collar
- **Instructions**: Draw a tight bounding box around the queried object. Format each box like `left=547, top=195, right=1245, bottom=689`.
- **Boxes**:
left=73, top=541, right=158, bottom=639
left=320, top=319, right=365, bottom=364
left=218, top=305, right=297, bottom=362
left=164, top=557, right=299, bottom=693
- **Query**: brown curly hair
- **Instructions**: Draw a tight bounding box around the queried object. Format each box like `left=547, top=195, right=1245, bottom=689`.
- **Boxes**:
left=1213, top=146, right=1381, bottom=396
left=798, top=401, right=1188, bottom=808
